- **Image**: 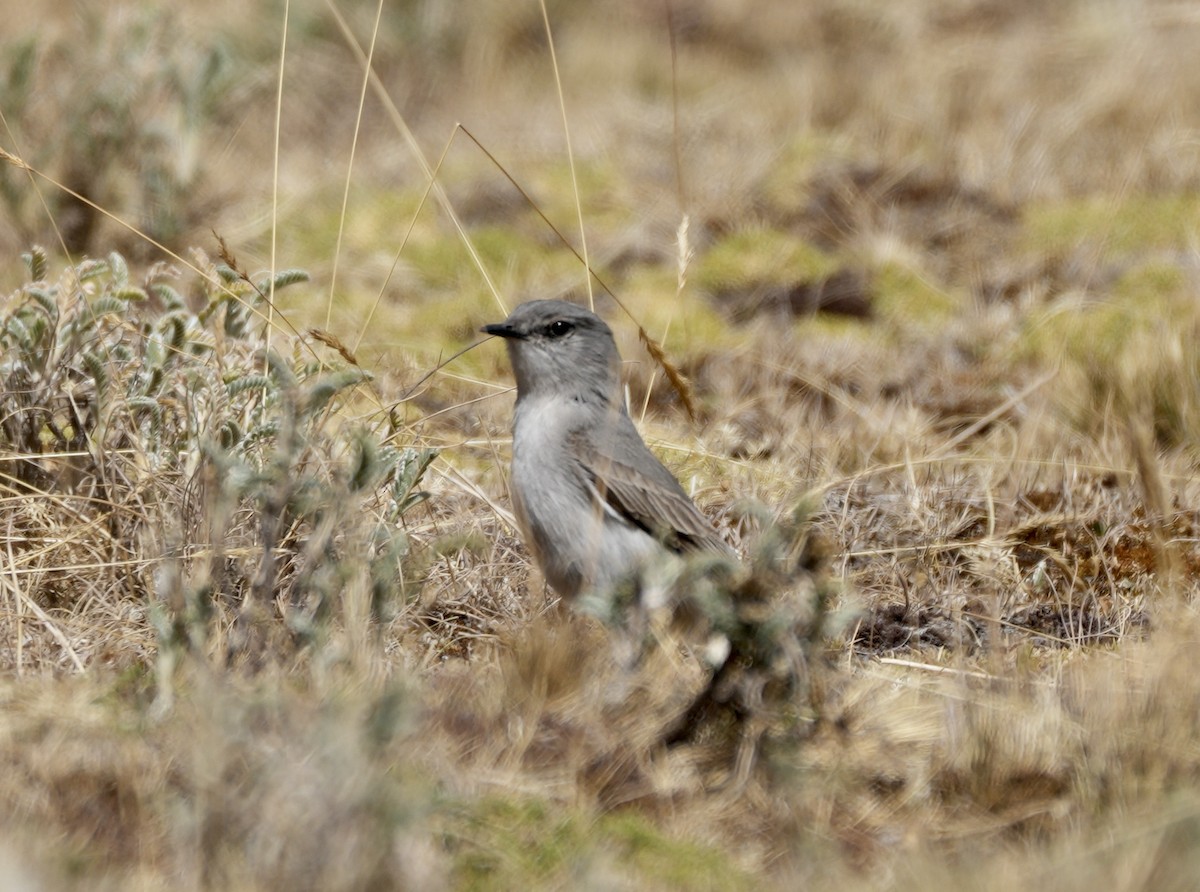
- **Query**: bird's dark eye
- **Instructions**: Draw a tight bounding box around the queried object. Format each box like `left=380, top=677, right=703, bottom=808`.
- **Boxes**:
left=546, top=319, right=574, bottom=338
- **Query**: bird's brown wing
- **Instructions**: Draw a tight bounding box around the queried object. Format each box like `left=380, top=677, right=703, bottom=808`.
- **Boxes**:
left=569, top=424, right=733, bottom=556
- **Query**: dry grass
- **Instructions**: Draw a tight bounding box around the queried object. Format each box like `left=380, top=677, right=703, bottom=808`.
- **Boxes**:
left=3, top=0, right=1200, bottom=888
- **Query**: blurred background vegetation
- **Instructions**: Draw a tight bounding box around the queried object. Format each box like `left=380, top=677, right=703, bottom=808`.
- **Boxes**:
left=5, top=1, right=1199, bottom=366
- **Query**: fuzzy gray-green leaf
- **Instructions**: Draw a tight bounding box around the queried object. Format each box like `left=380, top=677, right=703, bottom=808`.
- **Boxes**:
left=82, top=350, right=110, bottom=404
left=302, top=368, right=369, bottom=416
left=88, top=296, right=127, bottom=319
left=26, top=287, right=58, bottom=321
left=108, top=251, right=129, bottom=286
left=77, top=259, right=109, bottom=282
left=150, top=283, right=185, bottom=310
left=255, top=268, right=309, bottom=295
left=22, top=246, right=47, bottom=282
left=226, top=374, right=273, bottom=398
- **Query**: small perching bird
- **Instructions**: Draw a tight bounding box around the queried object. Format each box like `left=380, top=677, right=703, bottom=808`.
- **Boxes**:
left=482, top=299, right=735, bottom=603
left=484, top=300, right=833, bottom=774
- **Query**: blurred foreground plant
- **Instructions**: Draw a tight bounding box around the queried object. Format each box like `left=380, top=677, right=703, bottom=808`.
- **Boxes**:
left=494, top=500, right=838, bottom=801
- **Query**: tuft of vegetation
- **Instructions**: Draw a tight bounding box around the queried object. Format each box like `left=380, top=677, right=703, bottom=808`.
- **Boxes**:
left=0, top=247, right=435, bottom=676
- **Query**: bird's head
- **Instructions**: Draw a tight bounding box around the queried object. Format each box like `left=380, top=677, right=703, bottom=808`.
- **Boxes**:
left=482, top=300, right=622, bottom=404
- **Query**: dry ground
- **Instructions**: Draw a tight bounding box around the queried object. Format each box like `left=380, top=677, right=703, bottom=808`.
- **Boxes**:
left=4, top=1, right=1200, bottom=889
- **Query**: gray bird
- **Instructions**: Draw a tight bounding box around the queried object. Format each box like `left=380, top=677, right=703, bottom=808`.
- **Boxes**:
left=483, top=299, right=734, bottom=602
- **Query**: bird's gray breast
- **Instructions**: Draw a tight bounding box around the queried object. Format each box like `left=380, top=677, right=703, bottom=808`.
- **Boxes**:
left=510, top=396, right=659, bottom=599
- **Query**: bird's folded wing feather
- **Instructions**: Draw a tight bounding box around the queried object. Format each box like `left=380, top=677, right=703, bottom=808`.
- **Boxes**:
left=569, top=426, right=733, bottom=556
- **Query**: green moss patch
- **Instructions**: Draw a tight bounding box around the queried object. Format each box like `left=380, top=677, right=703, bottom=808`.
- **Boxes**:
left=1018, top=260, right=1200, bottom=442
left=695, top=227, right=839, bottom=294
left=1024, top=194, right=1200, bottom=255
left=620, top=267, right=739, bottom=357
left=1019, top=261, right=1188, bottom=367
left=446, top=796, right=751, bottom=891
left=871, top=261, right=962, bottom=325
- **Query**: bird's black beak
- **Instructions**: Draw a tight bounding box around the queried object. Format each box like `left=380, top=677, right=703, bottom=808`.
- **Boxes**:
left=481, top=322, right=523, bottom=339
